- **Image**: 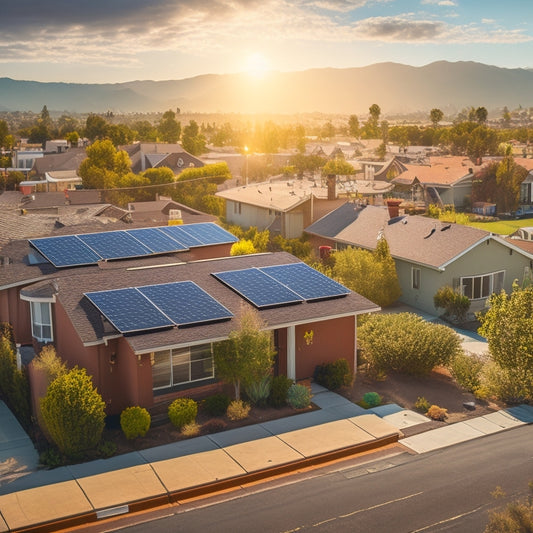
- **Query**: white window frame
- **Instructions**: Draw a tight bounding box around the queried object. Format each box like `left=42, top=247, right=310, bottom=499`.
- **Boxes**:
left=412, top=267, right=421, bottom=290
left=460, top=270, right=505, bottom=301
left=233, top=201, right=242, bottom=215
left=152, top=343, right=214, bottom=391
left=30, top=301, right=53, bottom=343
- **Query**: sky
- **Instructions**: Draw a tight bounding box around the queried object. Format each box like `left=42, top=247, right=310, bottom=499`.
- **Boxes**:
left=1, top=0, right=533, bottom=84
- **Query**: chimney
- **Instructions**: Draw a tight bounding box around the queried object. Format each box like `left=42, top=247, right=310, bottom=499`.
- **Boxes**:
left=327, top=174, right=336, bottom=200
left=386, top=199, right=402, bottom=218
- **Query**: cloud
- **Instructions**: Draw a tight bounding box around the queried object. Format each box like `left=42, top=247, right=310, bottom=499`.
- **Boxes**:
left=421, top=0, right=456, bottom=5
left=354, top=16, right=445, bottom=41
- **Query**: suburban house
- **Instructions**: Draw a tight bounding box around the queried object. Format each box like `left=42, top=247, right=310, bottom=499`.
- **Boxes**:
left=392, top=156, right=489, bottom=209
left=305, top=202, right=533, bottom=316
left=0, top=222, right=378, bottom=415
left=120, top=142, right=205, bottom=174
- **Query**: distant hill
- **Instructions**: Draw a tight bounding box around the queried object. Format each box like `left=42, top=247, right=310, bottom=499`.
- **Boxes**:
left=1, top=61, right=533, bottom=115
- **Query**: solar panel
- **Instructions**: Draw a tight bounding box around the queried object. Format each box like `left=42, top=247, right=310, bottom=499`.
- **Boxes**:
left=260, top=263, right=351, bottom=301
left=127, top=227, right=189, bottom=253
left=212, top=268, right=303, bottom=308
left=78, top=231, right=153, bottom=260
left=84, top=288, right=174, bottom=334
left=158, top=225, right=204, bottom=248
left=138, top=281, right=233, bottom=326
left=178, top=223, right=238, bottom=246
left=29, top=235, right=102, bottom=267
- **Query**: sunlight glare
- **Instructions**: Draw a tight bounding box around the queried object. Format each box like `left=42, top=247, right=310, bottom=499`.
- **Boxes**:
left=244, top=52, right=270, bottom=79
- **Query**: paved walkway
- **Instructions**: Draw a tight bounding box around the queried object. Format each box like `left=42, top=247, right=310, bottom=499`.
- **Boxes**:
left=0, top=386, right=532, bottom=533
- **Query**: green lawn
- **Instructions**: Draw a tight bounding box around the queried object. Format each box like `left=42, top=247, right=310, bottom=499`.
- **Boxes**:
left=467, top=218, right=533, bottom=235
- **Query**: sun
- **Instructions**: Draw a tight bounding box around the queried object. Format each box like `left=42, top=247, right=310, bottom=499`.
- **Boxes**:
left=244, top=52, right=270, bottom=79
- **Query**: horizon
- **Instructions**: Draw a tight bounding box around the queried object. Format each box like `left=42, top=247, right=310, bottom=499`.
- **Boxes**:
left=1, top=1, right=532, bottom=84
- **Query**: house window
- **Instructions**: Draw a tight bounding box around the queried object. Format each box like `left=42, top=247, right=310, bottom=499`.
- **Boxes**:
left=30, top=301, right=53, bottom=342
left=234, top=202, right=242, bottom=215
left=461, top=271, right=504, bottom=300
left=152, top=344, right=214, bottom=391
left=412, top=267, right=421, bottom=290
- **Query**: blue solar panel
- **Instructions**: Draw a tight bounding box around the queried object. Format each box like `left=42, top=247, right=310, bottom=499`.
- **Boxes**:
left=127, top=227, right=189, bottom=254
left=138, top=281, right=233, bottom=326
left=84, top=288, right=174, bottom=334
left=212, top=268, right=303, bottom=308
left=29, top=235, right=102, bottom=267
left=78, top=231, right=153, bottom=260
left=260, top=263, right=351, bottom=301
left=158, top=225, right=204, bottom=248
left=178, top=223, right=238, bottom=246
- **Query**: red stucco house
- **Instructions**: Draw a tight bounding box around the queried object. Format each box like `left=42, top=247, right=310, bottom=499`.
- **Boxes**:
left=0, top=222, right=378, bottom=415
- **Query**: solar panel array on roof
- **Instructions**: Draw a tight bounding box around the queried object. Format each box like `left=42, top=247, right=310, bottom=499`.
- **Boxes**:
left=212, top=263, right=351, bottom=309
left=212, top=268, right=304, bottom=309
left=85, top=281, right=233, bottom=334
left=84, top=288, right=174, bottom=334
left=260, top=263, right=351, bottom=301
left=29, top=223, right=237, bottom=268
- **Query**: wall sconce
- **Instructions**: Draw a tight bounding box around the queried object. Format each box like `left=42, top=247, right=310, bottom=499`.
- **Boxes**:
left=109, top=352, right=117, bottom=365
left=304, top=330, right=314, bottom=346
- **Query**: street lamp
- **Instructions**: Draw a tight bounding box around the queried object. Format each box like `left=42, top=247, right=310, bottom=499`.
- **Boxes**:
left=244, top=145, right=249, bottom=186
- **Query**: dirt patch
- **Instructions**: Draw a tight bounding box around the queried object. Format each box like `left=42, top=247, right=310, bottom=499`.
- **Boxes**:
left=342, top=366, right=503, bottom=424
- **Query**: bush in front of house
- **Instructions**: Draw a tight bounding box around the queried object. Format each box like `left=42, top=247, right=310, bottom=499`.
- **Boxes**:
left=414, top=396, right=431, bottom=413
left=314, top=358, right=353, bottom=391
left=476, top=361, right=531, bottom=404
left=245, top=375, right=272, bottom=406
left=181, top=422, right=201, bottom=438
left=433, top=285, right=471, bottom=324
left=226, top=400, right=251, bottom=420
left=202, top=393, right=231, bottom=417
left=168, top=398, right=198, bottom=429
left=448, top=351, right=486, bottom=394
left=362, top=392, right=382, bottom=408
left=287, top=383, right=312, bottom=409
left=426, top=405, right=448, bottom=421
left=358, top=313, right=463, bottom=376
left=269, top=375, right=294, bottom=408
left=120, top=406, right=151, bottom=440
left=40, top=367, right=106, bottom=459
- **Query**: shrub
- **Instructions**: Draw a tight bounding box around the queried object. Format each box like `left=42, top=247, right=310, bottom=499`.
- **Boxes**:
left=287, top=384, right=312, bottom=409
left=414, top=396, right=431, bottom=413
left=433, top=286, right=471, bottom=324
left=314, top=358, right=353, bottom=391
left=97, top=440, right=117, bottom=458
left=358, top=313, right=463, bottom=376
left=426, top=405, right=448, bottom=421
left=227, top=400, right=251, bottom=421
left=181, top=422, right=201, bottom=438
left=39, top=447, right=63, bottom=469
left=202, top=418, right=228, bottom=434
left=477, top=362, right=532, bottom=404
left=362, top=392, right=382, bottom=407
left=245, top=375, right=272, bottom=406
left=269, top=375, right=293, bottom=408
left=448, top=351, right=485, bottom=393
left=0, top=335, right=31, bottom=430
left=202, top=393, right=231, bottom=417
left=120, top=406, right=151, bottom=440
left=40, top=367, right=106, bottom=458
left=168, top=398, right=198, bottom=429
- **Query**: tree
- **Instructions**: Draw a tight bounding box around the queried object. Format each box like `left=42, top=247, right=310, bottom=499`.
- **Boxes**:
left=78, top=139, right=132, bottom=189
left=322, top=159, right=356, bottom=176
left=430, top=108, right=444, bottom=127
left=158, top=110, right=181, bottom=143
left=181, top=120, right=206, bottom=155
left=477, top=282, right=533, bottom=401
left=475, top=106, right=488, bottom=124
left=40, top=367, right=106, bottom=458
left=369, top=103, right=381, bottom=124
left=213, top=307, right=276, bottom=400
left=84, top=114, right=109, bottom=142
left=495, top=148, right=527, bottom=213
left=484, top=481, right=533, bottom=532
left=358, top=313, right=463, bottom=376
left=0, top=120, right=9, bottom=148
left=348, top=115, right=360, bottom=138
left=332, top=238, right=401, bottom=308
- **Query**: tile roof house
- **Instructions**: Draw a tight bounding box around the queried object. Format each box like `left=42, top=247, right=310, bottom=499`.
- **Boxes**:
left=0, top=223, right=378, bottom=415
left=392, top=156, right=488, bottom=209
left=305, top=202, right=533, bottom=316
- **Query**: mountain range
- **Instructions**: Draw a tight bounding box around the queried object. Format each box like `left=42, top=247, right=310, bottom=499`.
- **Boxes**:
left=1, top=61, right=532, bottom=116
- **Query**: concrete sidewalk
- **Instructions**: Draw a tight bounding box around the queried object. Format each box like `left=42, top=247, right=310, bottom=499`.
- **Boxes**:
left=0, top=386, right=532, bottom=533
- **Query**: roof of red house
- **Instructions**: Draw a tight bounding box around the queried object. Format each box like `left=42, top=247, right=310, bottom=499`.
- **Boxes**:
left=22, top=251, right=378, bottom=353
